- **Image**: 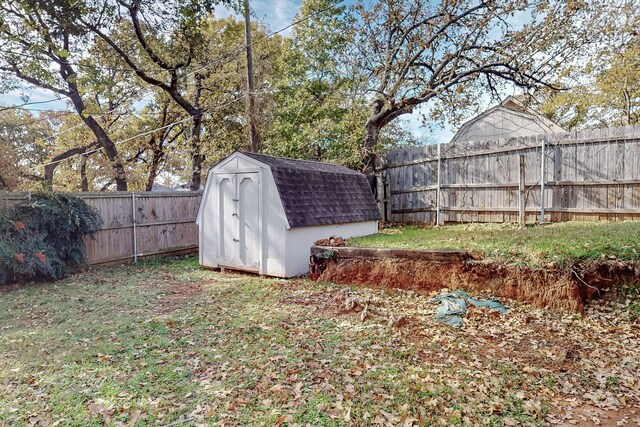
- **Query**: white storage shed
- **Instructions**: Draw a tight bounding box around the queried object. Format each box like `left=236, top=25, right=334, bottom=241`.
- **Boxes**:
left=196, top=151, right=380, bottom=277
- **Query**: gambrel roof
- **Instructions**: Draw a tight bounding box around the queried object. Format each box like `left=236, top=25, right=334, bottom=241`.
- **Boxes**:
left=450, top=96, right=565, bottom=143
left=242, top=152, right=381, bottom=228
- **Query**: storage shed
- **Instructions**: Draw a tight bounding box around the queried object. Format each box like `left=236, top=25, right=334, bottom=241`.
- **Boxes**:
left=196, top=152, right=380, bottom=277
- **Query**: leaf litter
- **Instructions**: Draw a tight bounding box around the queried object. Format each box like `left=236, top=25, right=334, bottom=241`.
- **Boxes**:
left=0, top=256, right=638, bottom=426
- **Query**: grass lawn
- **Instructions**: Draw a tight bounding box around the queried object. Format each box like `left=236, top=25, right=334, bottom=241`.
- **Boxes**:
left=349, top=222, right=640, bottom=267
left=1, top=256, right=639, bottom=426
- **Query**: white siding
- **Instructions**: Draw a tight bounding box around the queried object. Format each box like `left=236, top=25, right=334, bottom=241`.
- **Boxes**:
left=198, top=153, right=290, bottom=275
left=452, top=107, right=558, bottom=142
left=283, top=221, right=378, bottom=277
left=198, top=152, right=379, bottom=278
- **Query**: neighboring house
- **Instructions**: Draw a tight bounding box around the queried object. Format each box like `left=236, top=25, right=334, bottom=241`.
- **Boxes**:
left=151, top=183, right=174, bottom=192
left=450, top=96, right=565, bottom=143
left=151, top=182, right=192, bottom=192
left=196, top=151, right=380, bottom=277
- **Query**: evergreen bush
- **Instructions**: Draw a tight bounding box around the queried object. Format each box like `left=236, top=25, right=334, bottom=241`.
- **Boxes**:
left=0, top=193, right=103, bottom=284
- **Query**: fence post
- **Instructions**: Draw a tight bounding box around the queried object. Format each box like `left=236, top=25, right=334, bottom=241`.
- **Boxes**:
left=374, top=155, right=386, bottom=223
left=436, top=141, right=442, bottom=227
left=384, top=175, right=391, bottom=222
left=539, top=138, right=546, bottom=223
left=131, top=192, right=138, bottom=263
left=519, top=154, right=526, bottom=227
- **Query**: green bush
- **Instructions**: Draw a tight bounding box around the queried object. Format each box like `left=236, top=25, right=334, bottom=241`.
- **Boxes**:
left=0, top=193, right=103, bottom=284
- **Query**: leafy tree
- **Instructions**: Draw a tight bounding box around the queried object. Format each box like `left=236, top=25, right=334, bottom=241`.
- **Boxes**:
left=83, top=0, right=236, bottom=190
left=0, top=109, right=64, bottom=190
left=0, top=0, right=130, bottom=190
left=348, top=0, right=597, bottom=170
left=539, top=2, right=640, bottom=129
left=263, top=0, right=417, bottom=169
left=263, top=0, right=364, bottom=165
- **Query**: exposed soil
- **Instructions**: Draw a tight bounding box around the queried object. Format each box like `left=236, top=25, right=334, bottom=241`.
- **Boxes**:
left=152, top=273, right=204, bottom=314
left=556, top=404, right=640, bottom=427
left=313, top=254, right=640, bottom=312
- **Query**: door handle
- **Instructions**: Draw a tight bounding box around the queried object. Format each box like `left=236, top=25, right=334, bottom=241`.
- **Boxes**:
left=233, top=238, right=239, bottom=242
left=232, top=212, right=238, bottom=217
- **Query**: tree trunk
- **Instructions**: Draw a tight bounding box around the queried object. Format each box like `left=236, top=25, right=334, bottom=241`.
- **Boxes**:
left=362, top=119, right=381, bottom=174
left=66, top=90, right=128, bottom=191
left=80, top=155, right=89, bottom=192
left=190, top=116, right=203, bottom=191
left=361, top=98, right=412, bottom=174
left=44, top=142, right=98, bottom=190
left=145, top=142, right=162, bottom=192
left=189, top=74, right=204, bottom=191
left=89, top=119, right=127, bottom=191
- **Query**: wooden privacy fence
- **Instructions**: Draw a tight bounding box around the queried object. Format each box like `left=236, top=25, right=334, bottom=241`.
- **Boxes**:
left=378, top=125, right=640, bottom=224
left=0, top=191, right=201, bottom=265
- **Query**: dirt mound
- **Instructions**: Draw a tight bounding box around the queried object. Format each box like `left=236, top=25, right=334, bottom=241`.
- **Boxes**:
left=314, top=257, right=640, bottom=312
left=314, top=235, right=346, bottom=247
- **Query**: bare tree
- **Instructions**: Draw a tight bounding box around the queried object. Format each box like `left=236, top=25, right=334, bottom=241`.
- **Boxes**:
left=350, top=0, right=597, bottom=171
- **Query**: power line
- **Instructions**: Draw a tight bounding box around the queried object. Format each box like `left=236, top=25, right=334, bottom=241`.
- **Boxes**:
left=0, top=0, right=343, bottom=79
left=14, top=88, right=159, bottom=148
left=14, top=1, right=346, bottom=166
left=0, top=48, right=186, bottom=75
left=1, top=0, right=342, bottom=115
left=0, top=98, right=66, bottom=112
left=41, top=94, right=247, bottom=167
left=181, top=0, right=345, bottom=80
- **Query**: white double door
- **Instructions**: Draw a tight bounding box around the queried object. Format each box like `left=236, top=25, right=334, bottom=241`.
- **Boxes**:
left=217, top=172, right=260, bottom=271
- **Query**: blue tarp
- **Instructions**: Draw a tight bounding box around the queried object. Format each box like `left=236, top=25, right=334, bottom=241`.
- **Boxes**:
left=429, top=289, right=508, bottom=327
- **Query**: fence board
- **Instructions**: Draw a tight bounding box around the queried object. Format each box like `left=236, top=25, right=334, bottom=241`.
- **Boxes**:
left=383, top=125, right=640, bottom=224
left=0, top=191, right=201, bottom=265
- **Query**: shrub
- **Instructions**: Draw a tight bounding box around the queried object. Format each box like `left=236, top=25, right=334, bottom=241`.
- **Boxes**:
left=0, top=193, right=103, bottom=284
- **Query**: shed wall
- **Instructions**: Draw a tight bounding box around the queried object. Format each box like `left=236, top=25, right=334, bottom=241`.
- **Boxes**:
left=284, top=221, right=378, bottom=277
left=198, top=154, right=289, bottom=275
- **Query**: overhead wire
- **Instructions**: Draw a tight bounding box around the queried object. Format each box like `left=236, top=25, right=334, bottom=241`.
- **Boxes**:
left=12, top=0, right=346, bottom=170
left=0, top=48, right=187, bottom=75
left=0, top=0, right=344, bottom=82
left=41, top=93, right=248, bottom=167
left=180, top=0, right=345, bottom=80
left=0, top=98, right=66, bottom=112
left=1, top=0, right=341, bottom=113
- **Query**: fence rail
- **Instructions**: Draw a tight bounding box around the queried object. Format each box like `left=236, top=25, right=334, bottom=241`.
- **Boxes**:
left=0, top=191, right=201, bottom=265
left=379, top=125, right=640, bottom=224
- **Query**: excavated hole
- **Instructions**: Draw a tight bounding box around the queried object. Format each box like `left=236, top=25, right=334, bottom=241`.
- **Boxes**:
left=312, top=256, right=640, bottom=312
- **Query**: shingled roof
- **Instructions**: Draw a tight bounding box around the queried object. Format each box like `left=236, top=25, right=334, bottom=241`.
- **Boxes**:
left=242, top=152, right=381, bottom=228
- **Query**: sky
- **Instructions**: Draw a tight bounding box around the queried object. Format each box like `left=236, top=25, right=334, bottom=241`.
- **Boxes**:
left=218, top=0, right=454, bottom=143
left=0, top=0, right=457, bottom=144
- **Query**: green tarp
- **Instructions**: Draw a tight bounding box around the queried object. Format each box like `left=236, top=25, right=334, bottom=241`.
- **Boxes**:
left=429, top=289, right=508, bottom=328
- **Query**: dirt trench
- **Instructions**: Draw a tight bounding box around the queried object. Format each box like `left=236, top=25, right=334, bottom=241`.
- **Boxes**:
left=312, top=250, right=639, bottom=312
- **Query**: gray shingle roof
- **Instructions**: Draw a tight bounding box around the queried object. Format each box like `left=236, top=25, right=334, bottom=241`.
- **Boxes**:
left=242, top=152, right=381, bottom=228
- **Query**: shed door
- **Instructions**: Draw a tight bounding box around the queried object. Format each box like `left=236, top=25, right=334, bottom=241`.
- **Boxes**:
left=217, top=172, right=260, bottom=271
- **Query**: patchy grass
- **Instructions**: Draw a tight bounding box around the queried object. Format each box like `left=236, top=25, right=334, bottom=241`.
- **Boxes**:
left=349, top=221, right=640, bottom=267
left=1, top=255, right=639, bottom=426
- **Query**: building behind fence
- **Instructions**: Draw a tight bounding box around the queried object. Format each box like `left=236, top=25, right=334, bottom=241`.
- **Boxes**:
left=379, top=125, right=640, bottom=224
left=0, top=191, right=201, bottom=265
